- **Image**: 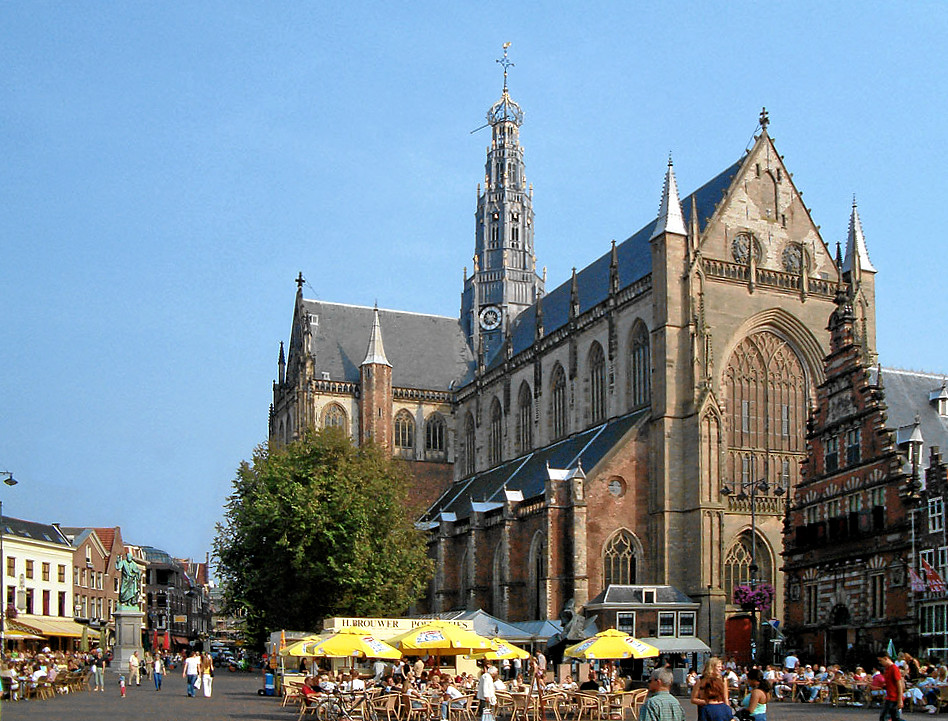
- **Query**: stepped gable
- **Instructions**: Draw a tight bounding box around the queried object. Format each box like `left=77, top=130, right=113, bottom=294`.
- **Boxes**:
left=300, top=300, right=475, bottom=391
left=494, top=158, right=744, bottom=369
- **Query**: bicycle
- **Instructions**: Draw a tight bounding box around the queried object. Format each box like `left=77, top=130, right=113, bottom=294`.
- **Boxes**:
left=316, top=689, right=380, bottom=721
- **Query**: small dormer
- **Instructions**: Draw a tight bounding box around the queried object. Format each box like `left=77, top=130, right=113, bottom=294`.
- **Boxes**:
left=930, top=383, right=948, bottom=417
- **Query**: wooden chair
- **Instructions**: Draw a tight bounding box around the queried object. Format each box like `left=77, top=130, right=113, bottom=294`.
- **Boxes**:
left=829, top=682, right=853, bottom=707
left=495, top=691, right=515, bottom=720
left=448, top=694, right=477, bottom=721
left=298, top=692, right=324, bottom=721
left=283, top=680, right=306, bottom=707
left=574, top=693, right=606, bottom=721
left=625, top=689, right=648, bottom=721
left=404, top=693, right=434, bottom=721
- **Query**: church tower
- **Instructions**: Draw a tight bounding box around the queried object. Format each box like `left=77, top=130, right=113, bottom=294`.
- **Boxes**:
left=461, top=44, right=544, bottom=361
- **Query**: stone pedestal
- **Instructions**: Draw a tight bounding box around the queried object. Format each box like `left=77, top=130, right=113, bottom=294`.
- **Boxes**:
left=110, top=609, right=143, bottom=675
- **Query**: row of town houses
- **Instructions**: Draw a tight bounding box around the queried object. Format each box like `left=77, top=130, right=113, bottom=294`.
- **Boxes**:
left=0, top=518, right=211, bottom=652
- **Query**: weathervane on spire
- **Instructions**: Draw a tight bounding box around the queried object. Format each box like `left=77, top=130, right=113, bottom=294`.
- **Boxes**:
left=759, top=106, right=770, bottom=131
left=497, top=42, right=514, bottom=92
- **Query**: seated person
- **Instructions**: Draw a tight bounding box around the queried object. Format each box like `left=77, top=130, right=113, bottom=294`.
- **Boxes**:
left=347, top=671, right=366, bottom=693
left=560, top=675, right=578, bottom=693
left=579, top=670, right=600, bottom=692
left=441, top=679, right=465, bottom=719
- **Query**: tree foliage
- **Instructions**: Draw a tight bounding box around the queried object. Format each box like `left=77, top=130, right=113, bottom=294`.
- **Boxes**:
left=214, top=428, right=433, bottom=646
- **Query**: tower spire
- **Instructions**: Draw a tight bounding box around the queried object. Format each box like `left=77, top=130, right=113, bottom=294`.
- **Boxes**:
left=497, top=42, right=513, bottom=93
left=842, top=197, right=877, bottom=274
left=361, top=306, right=391, bottom=367
left=650, top=155, right=687, bottom=240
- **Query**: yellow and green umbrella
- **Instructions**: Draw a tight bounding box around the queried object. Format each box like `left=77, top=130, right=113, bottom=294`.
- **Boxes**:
left=564, top=629, right=659, bottom=660
left=469, top=637, right=531, bottom=661
left=388, top=620, right=493, bottom=656
left=307, top=627, right=401, bottom=659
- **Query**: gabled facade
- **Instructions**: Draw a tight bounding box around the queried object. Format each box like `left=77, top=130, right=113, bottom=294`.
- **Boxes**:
left=782, top=283, right=934, bottom=663
left=59, top=527, right=117, bottom=627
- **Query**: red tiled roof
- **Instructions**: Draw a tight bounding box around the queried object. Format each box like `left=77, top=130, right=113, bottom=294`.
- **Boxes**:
left=92, top=527, right=117, bottom=553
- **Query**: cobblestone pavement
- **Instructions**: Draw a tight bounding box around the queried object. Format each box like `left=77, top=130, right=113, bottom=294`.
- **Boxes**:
left=0, top=674, right=938, bottom=721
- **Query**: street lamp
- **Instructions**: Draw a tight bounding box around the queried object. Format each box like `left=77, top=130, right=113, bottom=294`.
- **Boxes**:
left=0, top=471, right=19, bottom=653
left=721, top=477, right=785, bottom=663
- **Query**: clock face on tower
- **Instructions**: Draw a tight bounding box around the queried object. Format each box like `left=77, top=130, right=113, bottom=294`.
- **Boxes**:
left=479, top=305, right=502, bottom=331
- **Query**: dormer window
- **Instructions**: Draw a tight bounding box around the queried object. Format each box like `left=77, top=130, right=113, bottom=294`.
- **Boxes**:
left=642, top=588, right=656, bottom=604
left=931, top=385, right=948, bottom=417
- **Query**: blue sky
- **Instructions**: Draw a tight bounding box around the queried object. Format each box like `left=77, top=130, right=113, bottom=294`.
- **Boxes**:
left=2, top=2, right=946, bottom=566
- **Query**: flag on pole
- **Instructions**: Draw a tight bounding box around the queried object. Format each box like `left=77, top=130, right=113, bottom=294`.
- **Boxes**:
left=921, top=558, right=947, bottom=594
left=910, top=568, right=927, bottom=593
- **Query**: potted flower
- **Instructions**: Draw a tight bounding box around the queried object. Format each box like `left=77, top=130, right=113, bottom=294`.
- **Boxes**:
left=733, top=583, right=776, bottom=612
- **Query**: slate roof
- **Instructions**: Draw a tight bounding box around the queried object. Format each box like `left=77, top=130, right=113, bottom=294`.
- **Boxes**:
left=422, top=408, right=648, bottom=522
left=301, top=300, right=475, bottom=391
left=494, top=157, right=745, bottom=368
left=0, top=516, right=70, bottom=546
left=872, top=367, right=948, bottom=460
left=585, top=585, right=699, bottom=608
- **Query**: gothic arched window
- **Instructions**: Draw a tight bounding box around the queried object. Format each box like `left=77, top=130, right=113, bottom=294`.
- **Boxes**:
left=517, top=382, right=533, bottom=455
left=491, top=542, right=506, bottom=617
left=629, top=322, right=650, bottom=409
left=458, top=550, right=470, bottom=610
left=489, top=398, right=503, bottom=466
left=394, top=410, right=414, bottom=451
left=425, top=413, right=446, bottom=458
left=462, top=412, right=475, bottom=477
left=724, top=331, right=807, bottom=492
left=551, top=363, right=568, bottom=440
left=322, top=404, right=347, bottom=431
left=528, top=532, right=547, bottom=620
left=724, top=531, right=773, bottom=601
left=589, top=341, right=606, bottom=424
left=603, top=530, right=637, bottom=588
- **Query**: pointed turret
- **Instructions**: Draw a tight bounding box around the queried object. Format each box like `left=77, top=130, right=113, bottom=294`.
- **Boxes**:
left=650, top=156, right=687, bottom=240
left=278, top=341, right=286, bottom=385
left=609, top=240, right=619, bottom=296
left=842, top=198, right=877, bottom=275
left=361, top=306, right=392, bottom=368
left=569, top=267, right=580, bottom=319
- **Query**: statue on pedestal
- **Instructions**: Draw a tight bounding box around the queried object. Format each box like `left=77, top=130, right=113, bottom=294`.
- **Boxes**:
left=115, top=552, right=142, bottom=609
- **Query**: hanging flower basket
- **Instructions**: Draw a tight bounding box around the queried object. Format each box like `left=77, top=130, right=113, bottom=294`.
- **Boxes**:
left=733, top=583, right=776, bottom=612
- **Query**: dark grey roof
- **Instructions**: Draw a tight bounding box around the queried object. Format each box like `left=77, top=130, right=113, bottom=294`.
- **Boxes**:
left=423, top=408, right=647, bottom=522
left=872, top=367, right=948, bottom=456
left=0, top=516, right=70, bottom=546
left=494, top=158, right=745, bottom=368
left=140, top=545, right=176, bottom=565
left=586, top=584, right=698, bottom=608
left=302, top=300, right=475, bottom=391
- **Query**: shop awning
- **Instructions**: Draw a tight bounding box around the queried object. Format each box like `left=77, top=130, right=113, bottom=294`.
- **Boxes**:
left=14, top=616, right=87, bottom=639
left=4, top=628, right=46, bottom=640
left=172, top=635, right=190, bottom=646
left=636, top=637, right=711, bottom=654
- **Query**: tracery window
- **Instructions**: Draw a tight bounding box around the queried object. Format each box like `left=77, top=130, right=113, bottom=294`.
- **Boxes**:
left=528, top=533, right=547, bottom=620
left=724, top=331, right=807, bottom=492
left=394, top=410, right=414, bottom=450
left=462, top=413, right=475, bottom=477
left=489, top=398, right=503, bottom=466
left=629, top=322, right=650, bottom=409
left=723, top=531, right=773, bottom=601
left=322, top=404, right=347, bottom=431
left=588, top=342, right=606, bottom=424
left=425, top=413, right=446, bottom=455
left=551, top=364, right=568, bottom=440
left=603, top=530, right=637, bottom=587
left=516, top=382, right=533, bottom=455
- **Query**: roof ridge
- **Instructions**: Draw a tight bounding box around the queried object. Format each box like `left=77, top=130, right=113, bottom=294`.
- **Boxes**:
left=301, top=299, right=459, bottom=321
left=878, top=365, right=948, bottom=380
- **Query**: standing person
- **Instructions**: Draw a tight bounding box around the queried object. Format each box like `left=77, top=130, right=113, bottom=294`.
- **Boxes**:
left=92, top=652, right=105, bottom=692
left=129, top=651, right=141, bottom=686
left=878, top=652, right=905, bottom=721
left=182, top=650, right=201, bottom=697
left=201, top=652, right=214, bottom=698
left=741, top=669, right=770, bottom=721
left=639, top=668, right=685, bottom=721
left=153, top=654, right=164, bottom=691
left=373, top=658, right=387, bottom=683
left=534, top=650, right=547, bottom=683
left=476, top=666, right=498, bottom=721
left=783, top=651, right=799, bottom=672
left=690, top=657, right=731, bottom=721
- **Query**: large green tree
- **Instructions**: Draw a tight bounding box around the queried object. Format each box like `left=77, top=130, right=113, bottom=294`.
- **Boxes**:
left=214, top=428, right=433, bottom=646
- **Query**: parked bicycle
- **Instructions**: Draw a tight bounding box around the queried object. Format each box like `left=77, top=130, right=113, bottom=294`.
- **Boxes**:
left=316, top=690, right=379, bottom=721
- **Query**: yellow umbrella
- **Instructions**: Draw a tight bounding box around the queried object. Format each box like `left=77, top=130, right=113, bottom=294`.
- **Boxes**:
left=307, top=627, right=402, bottom=659
left=564, top=629, right=659, bottom=660
left=388, top=620, right=493, bottom=656
left=469, top=637, right=531, bottom=661
left=280, top=634, right=329, bottom=657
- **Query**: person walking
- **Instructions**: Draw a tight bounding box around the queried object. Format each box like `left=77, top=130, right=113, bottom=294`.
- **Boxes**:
left=153, top=654, right=164, bottom=691
left=878, top=652, right=905, bottom=721
left=129, top=651, right=141, bottom=686
left=182, top=650, right=201, bottom=697
left=201, top=652, right=214, bottom=698
left=640, top=668, right=685, bottom=721
left=92, top=652, right=105, bottom=692
left=477, top=665, right=498, bottom=721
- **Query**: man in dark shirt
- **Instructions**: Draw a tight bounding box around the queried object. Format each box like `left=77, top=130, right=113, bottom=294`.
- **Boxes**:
left=579, top=670, right=600, bottom=692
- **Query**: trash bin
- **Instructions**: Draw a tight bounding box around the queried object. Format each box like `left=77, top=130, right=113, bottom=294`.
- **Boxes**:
left=263, top=672, right=275, bottom=696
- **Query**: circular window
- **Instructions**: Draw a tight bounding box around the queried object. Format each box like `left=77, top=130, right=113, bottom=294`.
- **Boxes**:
left=607, top=477, right=626, bottom=498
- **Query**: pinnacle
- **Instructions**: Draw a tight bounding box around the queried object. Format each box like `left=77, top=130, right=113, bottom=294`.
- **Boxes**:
left=650, top=157, right=687, bottom=240
left=842, top=200, right=877, bottom=273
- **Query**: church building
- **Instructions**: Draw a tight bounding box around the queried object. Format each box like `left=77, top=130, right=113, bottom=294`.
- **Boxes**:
left=269, top=53, right=882, bottom=657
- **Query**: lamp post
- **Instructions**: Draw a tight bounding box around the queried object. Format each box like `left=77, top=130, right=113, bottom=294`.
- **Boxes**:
left=721, top=476, right=785, bottom=664
left=0, top=471, right=19, bottom=656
